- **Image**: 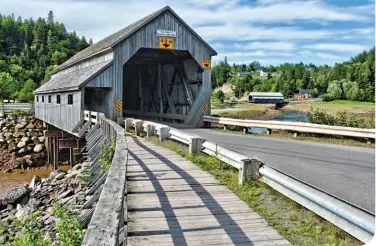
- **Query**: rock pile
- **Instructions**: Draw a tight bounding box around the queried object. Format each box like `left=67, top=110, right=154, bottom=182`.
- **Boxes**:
left=0, top=114, right=46, bottom=171
left=0, top=161, right=93, bottom=243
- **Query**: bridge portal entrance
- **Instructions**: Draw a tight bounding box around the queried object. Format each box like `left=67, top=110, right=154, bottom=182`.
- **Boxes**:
left=122, top=48, right=203, bottom=124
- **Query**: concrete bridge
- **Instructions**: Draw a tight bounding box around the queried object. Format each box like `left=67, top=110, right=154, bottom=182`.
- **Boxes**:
left=32, top=6, right=374, bottom=245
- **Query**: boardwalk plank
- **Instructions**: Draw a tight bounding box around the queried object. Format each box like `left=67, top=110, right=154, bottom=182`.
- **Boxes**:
left=126, top=135, right=290, bottom=246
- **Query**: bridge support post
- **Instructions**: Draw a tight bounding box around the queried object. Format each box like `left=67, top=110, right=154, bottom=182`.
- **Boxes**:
left=117, top=117, right=125, bottom=127
left=243, top=128, right=247, bottom=134
left=293, top=132, right=298, bottom=138
left=134, top=120, right=143, bottom=136
left=124, top=119, right=133, bottom=132
left=224, top=125, right=227, bottom=131
left=189, top=137, right=203, bottom=154
left=366, top=138, right=372, bottom=145
left=239, top=159, right=263, bottom=185
left=159, top=127, right=170, bottom=142
left=266, top=128, right=272, bottom=135
left=146, top=124, right=155, bottom=138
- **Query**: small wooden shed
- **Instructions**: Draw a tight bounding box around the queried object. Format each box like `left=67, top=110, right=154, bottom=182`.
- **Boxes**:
left=34, top=6, right=217, bottom=135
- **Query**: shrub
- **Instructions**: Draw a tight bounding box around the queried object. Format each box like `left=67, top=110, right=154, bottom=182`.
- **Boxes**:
left=309, top=88, right=318, bottom=98
left=99, top=137, right=116, bottom=175
left=327, top=82, right=342, bottom=100
left=320, top=94, right=333, bottom=102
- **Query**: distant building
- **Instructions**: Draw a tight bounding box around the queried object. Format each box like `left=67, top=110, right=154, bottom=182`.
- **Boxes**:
left=237, top=71, right=250, bottom=77
left=258, top=70, right=268, bottom=77
left=248, top=92, right=284, bottom=104
left=271, top=72, right=280, bottom=77
left=295, top=89, right=311, bottom=99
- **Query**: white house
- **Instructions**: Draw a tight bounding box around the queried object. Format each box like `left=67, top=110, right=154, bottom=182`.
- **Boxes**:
left=259, top=70, right=268, bottom=77
left=237, top=71, right=250, bottom=77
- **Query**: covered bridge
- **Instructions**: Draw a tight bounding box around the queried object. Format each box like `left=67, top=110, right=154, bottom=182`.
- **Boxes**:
left=248, top=92, right=285, bottom=104
left=34, top=6, right=217, bottom=136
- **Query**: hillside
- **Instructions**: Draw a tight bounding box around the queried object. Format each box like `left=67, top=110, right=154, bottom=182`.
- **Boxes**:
left=0, top=11, right=91, bottom=102
left=212, top=48, right=375, bottom=102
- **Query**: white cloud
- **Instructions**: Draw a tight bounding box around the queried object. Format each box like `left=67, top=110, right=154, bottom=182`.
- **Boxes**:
left=234, top=42, right=295, bottom=51
left=303, top=43, right=368, bottom=53
left=316, top=53, right=347, bottom=60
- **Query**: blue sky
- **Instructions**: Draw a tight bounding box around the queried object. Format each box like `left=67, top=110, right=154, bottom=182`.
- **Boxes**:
left=1, top=0, right=375, bottom=66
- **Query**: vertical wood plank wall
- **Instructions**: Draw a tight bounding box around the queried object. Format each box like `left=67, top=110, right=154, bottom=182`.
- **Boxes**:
left=35, top=91, right=82, bottom=133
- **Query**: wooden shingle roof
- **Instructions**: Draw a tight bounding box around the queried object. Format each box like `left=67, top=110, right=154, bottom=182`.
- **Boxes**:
left=53, top=6, right=217, bottom=73
left=34, top=60, right=112, bottom=94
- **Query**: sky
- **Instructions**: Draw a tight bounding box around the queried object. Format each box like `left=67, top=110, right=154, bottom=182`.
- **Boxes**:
left=1, top=0, right=375, bottom=66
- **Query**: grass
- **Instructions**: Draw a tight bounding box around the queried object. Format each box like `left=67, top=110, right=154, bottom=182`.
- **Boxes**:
left=144, top=136, right=361, bottom=246
left=215, top=126, right=375, bottom=148
left=285, top=100, right=374, bottom=115
left=215, top=109, right=281, bottom=121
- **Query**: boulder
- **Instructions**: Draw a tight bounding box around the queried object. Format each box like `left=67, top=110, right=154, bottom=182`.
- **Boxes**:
left=49, top=170, right=66, bottom=180
left=8, top=141, right=17, bottom=152
left=15, top=206, right=32, bottom=220
left=55, top=173, right=66, bottom=180
left=14, top=124, right=25, bottom=131
left=4, top=132, right=12, bottom=138
left=58, top=190, right=73, bottom=200
left=38, top=136, right=45, bottom=143
left=21, top=137, right=30, bottom=143
left=3, top=168, right=12, bottom=173
left=26, top=123, right=35, bottom=129
left=0, top=138, right=5, bottom=144
left=13, top=132, right=25, bottom=138
left=0, top=186, right=31, bottom=208
left=66, top=170, right=80, bottom=179
left=72, top=164, right=82, bottom=171
left=18, top=148, right=26, bottom=154
left=17, top=141, right=26, bottom=148
left=30, top=175, right=41, bottom=189
left=34, top=144, right=44, bottom=153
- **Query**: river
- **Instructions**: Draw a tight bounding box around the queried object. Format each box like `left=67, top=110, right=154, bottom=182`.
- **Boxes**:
left=248, top=110, right=307, bottom=133
left=0, top=166, right=70, bottom=195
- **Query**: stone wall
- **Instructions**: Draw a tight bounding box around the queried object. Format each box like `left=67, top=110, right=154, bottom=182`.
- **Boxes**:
left=0, top=114, right=46, bottom=171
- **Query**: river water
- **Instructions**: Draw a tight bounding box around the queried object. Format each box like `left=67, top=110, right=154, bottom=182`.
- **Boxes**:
left=248, top=110, right=307, bottom=134
left=0, top=166, right=70, bottom=196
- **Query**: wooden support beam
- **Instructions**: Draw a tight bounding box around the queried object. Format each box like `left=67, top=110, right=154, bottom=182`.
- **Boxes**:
left=175, top=64, right=194, bottom=106
left=157, top=63, right=163, bottom=113
left=138, top=67, right=143, bottom=111
left=44, top=130, right=72, bottom=138
left=164, top=68, right=177, bottom=113
left=160, top=68, right=177, bottom=116
left=59, top=139, right=85, bottom=149
left=73, top=148, right=83, bottom=155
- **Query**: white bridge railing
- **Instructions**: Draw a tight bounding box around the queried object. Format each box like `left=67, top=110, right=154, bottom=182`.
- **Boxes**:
left=203, top=116, right=376, bottom=140
left=124, top=118, right=375, bottom=244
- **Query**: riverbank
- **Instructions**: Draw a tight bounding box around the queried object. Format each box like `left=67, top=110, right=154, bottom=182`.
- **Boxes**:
left=0, top=161, right=91, bottom=245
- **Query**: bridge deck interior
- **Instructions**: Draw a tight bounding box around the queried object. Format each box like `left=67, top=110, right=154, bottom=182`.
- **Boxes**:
left=126, top=135, right=290, bottom=246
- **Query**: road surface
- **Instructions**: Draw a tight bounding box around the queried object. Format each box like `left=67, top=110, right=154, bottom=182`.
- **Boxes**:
left=2, top=103, right=32, bottom=110
left=175, top=127, right=375, bottom=213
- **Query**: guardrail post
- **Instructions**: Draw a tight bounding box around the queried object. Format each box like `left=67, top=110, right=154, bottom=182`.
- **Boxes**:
left=239, top=158, right=263, bottom=185
left=266, top=128, right=272, bottom=135
left=146, top=124, right=155, bottom=138
left=124, top=119, right=133, bottom=132
left=243, top=128, right=247, bottom=134
left=159, top=127, right=170, bottom=142
left=224, top=125, right=228, bottom=131
left=189, top=137, right=203, bottom=154
left=293, top=132, right=298, bottom=138
left=134, top=120, right=143, bottom=136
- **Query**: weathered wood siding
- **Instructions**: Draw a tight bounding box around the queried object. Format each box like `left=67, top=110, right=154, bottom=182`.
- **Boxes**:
left=35, top=91, right=82, bottom=133
left=112, top=11, right=213, bottom=121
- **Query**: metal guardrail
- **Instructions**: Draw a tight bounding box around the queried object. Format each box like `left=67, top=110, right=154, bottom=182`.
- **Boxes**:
left=82, top=113, right=128, bottom=246
left=125, top=118, right=375, bottom=244
left=203, top=116, right=376, bottom=139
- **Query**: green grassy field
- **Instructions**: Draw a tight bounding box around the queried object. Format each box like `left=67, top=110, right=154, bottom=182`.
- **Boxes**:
left=285, top=100, right=375, bottom=115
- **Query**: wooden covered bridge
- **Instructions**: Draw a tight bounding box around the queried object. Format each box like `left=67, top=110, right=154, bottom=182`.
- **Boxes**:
left=33, top=6, right=289, bottom=246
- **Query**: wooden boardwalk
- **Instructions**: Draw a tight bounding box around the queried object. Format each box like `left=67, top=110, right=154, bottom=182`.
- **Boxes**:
left=126, top=135, right=291, bottom=246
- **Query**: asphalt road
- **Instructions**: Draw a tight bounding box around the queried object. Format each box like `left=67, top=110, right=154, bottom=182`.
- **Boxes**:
left=175, top=127, right=375, bottom=213
left=2, top=103, right=32, bottom=110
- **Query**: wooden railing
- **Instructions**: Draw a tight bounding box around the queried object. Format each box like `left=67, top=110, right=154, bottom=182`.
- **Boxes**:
left=82, top=113, right=128, bottom=246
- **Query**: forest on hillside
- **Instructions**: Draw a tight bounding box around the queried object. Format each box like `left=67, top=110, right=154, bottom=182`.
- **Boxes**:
left=0, top=11, right=91, bottom=102
left=211, top=48, right=375, bottom=102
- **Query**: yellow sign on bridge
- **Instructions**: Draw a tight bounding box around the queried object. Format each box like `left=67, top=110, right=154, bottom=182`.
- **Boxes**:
left=159, top=37, right=174, bottom=49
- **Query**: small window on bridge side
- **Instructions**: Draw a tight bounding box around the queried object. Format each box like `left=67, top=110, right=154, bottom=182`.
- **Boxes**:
left=42, top=96, right=44, bottom=103
left=57, top=95, right=61, bottom=104
left=68, top=94, right=73, bottom=105
left=48, top=95, right=51, bottom=103
left=36, top=96, right=39, bottom=102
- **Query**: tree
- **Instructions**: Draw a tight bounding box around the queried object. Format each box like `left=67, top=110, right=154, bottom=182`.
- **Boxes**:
left=345, top=83, right=359, bottom=101
left=214, top=90, right=225, bottom=103
left=0, top=72, right=13, bottom=104
left=310, top=88, right=318, bottom=98
left=18, top=79, right=36, bottom=102
left=327, top=82, right=342, bottom=100
left=47, top=10, right=54, bottom=26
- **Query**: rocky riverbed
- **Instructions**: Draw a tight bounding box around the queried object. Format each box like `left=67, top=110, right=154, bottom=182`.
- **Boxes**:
left=0, top=161, right=92, bottom=244
left=0, top=114, right=46, bottom=172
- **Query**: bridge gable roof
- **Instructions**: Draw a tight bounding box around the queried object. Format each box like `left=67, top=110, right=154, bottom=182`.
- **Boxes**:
left=52, top=6, right=217, bottom=74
